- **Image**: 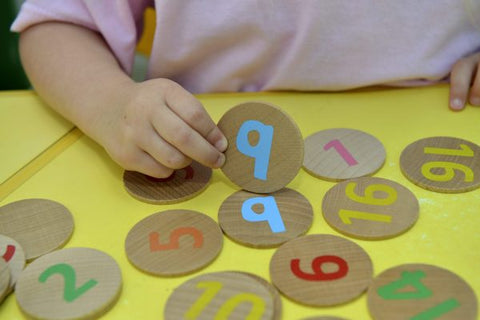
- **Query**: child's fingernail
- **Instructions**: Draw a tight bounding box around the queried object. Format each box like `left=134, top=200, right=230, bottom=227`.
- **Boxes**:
left=470, top=97, right=480, bottom=106
left=215, top=137, right=228, bottom=152
left=450, top=98, right=464, bottom=110
left=215, top=152, right=226, bottom=168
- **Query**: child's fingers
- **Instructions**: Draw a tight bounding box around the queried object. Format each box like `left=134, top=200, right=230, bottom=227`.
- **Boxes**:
left=137, top=125, right=192, bottom=170
left=118, top=146, right=174, bottom=178
left=151, top=105, right=225, bottom=169
left=468, top=62, right=480, bottom=106
left=449, top=53, right=480, bottom=110
left=165, top=83, right=228, bottom=152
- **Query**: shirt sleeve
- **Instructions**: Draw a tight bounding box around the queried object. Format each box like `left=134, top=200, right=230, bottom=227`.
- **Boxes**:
left=11, top=0, right=152, bottom=74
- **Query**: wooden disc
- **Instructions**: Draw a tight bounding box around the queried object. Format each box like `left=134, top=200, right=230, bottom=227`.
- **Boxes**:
left=15, top=247, right=122, bottom=320
left=322, top=177, right=419, bottom=240
left=303, top=128, right=386, bottom=181
left=367, top=264, right=478, bottom=320
left=0, top=234, right=26, bottom=293
left=218, top=188, right=313, bottom=247
left=123, top=161, right=212, bottom=204
left=0, top=259, right=10, bottom=304
left=217, top=101, right=304, bottom=193
left=234, top=272, right=283, bottom=320
left=164, top=271, right=275, bottom=320
left=125, top=210, right=223, bottom=276
left=269, top=234, right=373, bottom=306
left=0, top=199, right=74, bottom=261
left=400, top=136, right=480, bottom=193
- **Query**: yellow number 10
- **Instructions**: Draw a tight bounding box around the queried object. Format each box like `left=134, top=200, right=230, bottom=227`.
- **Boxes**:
left=185, top=281, right=266, bottom=320
left=422, top=144, right=474, bottom=182
left=339, top=182, right=397, bottom=224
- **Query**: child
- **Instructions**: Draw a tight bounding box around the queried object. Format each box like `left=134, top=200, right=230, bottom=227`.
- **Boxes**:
left=12, top=1, right=480, bottom=178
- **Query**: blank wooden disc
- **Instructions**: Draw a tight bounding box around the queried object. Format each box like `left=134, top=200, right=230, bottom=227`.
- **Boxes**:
left=0, top=199, right=74, bottom=261
left=0, top=234, right=26, bottom=293
left=125, top=210, right=223, bottom=276
left=367, top=264, right=478, bottom=320
left=303, top=128, right=386, bottom=181
left=123, top=161, right=212, bottom=204
left=15, top=247, right=122, bottom=320
left=400, top=136, right=480, bottom=193
left=269, top=234, right=373, bottom=306
left=164, top=271, right=275, bottom=320
left=217, top=101, right=304, bottom=193
left=322, top=177, right=419, bottom=240
left=0, top=259, right=10, bottom=304
left=218, top=188, right=313, bottom=247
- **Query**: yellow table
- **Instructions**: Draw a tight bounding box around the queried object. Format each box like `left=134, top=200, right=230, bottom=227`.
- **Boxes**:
left=0, top=90, right=75, bottom=197
left=1, top=86, right=479, bottom=319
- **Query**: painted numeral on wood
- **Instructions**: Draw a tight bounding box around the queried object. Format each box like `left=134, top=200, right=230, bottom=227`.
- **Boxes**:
left=149, top=227, right=203, bottom=252
left=424, top=144, right=474, bottom=157
left=290, top=255, right=348, bottom=281
left=185, top=281, right=266, bottom=320
left=237, top=120, right=274, bottom=180
left=38, top=263, right=98, bottom=302
left=377, top=270, right=461, bottom=319
left=345, top=182, right=397, bottom=206
left=339, top=209, right=392, bottom=224
left=2, top=245, right=15, bottom=262
left=324, top=139, right=358, bottom=166
left=422, top=144, right=475, bottom=182
left=421, top=161, right=474, bottom=182
left=241, top=196, right=286, bottom=233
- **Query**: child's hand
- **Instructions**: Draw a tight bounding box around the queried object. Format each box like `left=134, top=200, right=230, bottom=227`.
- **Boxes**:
left=100, top=78, right=227, bottom=178
left=449, top=52, right=480, bottom=110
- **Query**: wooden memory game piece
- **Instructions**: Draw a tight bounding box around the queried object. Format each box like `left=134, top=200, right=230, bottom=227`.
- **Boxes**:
left=303, top=128, right=386, bottom=181
left=0, top=199, right=74, bottom=261
left=367, top=264, right=478, bottom=320
left=15, top=247, right=122, bottom=320
left=322, top=177, right=419, bottom=240
left=217, top=101, right=304, bottom=193
left=125, top=210, right=223, bottom=276
left=218, top=188, right=313, bottom=248
left=164, top=271, right=277, bottom=320
left=400, top=136, right=480, bottom=193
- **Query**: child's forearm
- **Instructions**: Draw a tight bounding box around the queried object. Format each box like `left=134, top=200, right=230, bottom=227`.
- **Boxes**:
left=19, top=22, right=134, bottom=143
left=19, top=22, right=227, bottom=178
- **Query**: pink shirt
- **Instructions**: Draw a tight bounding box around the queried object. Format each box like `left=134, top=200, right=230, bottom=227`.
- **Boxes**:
left=12, top=0, right=480, bottom=93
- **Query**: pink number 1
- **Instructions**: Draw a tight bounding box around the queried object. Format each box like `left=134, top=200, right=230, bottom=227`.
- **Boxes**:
left=324, top=139, right=358, bottom=166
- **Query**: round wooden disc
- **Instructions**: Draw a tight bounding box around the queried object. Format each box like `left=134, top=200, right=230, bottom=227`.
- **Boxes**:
left=15, top=247, right=122, bottom=320
left=367, top=264, right=478, bottom=320
left=303, top=128, right=386, bottom=181
left=0, top=199, right=74, bottom=261
left=322, top=177, right=419, bottom=240
left=400, top=136, right=480, bottom=193
left=123, top=161, right=212, bottom=204
left=0, top=234, right=26, bottom=293
left=164, top=271, right=275, bottom=320
left=269, top=234, right=373, bottom=307
left=234, top=272, right=282, bottom=320
left=217, top=101, right=304, bottom=193
left=0, top=259, right=10, bottom=304
left=125, top=210, right=223, bottom=276
left=218, top=188, right=313, bottom=247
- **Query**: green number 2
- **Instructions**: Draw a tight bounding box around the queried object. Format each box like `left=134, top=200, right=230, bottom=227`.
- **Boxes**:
left=39, top=263, right=98, bottom=302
